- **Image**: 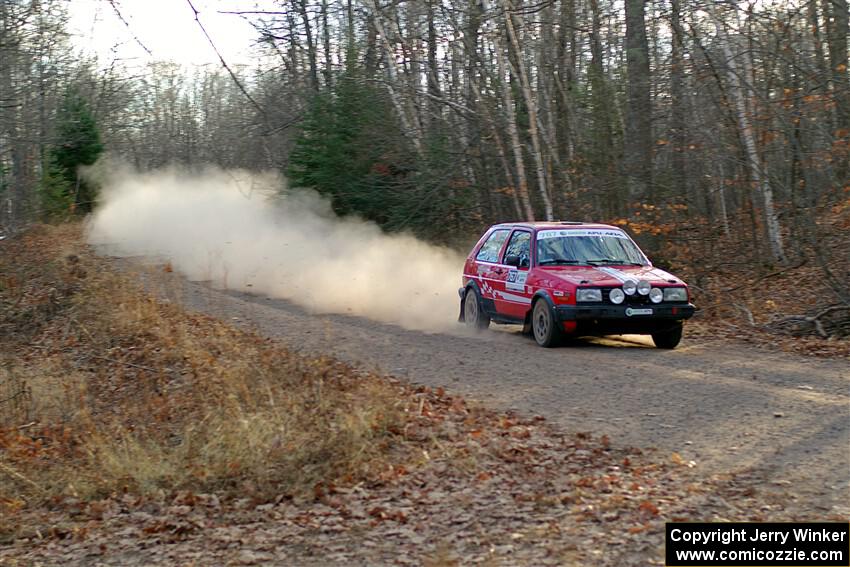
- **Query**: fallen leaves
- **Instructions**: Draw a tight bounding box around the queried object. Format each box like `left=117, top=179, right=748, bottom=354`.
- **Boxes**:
left=1, top=384, right=821, bottom=566
left=0, top=224, right=830, bottom=566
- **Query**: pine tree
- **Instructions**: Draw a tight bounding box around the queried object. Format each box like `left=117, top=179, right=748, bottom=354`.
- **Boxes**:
left=41, top=87, right=103, bottom=217
left=287, top=72, right=406, bottom=225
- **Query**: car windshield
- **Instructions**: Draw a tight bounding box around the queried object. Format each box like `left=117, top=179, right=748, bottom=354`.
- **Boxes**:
left=536, top=229, right=648, bottom=266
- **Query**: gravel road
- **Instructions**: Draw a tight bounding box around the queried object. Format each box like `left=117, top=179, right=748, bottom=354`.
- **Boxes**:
left=139, top=264, right=849, bottom=517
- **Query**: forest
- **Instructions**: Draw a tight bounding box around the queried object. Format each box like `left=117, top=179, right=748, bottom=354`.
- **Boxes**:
left=1, top=0, right=849, bottom=332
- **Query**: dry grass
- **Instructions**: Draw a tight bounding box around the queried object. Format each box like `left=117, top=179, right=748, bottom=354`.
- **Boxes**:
left=0, top=224, right=414, bottom=509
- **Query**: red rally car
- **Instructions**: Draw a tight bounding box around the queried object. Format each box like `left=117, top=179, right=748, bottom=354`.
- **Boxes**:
left=459, top=222, right=696, bottom=348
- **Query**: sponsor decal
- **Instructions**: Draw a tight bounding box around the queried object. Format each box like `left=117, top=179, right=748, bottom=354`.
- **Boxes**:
left=625, top=307, right=653, bottom=316
left=505, top=269, right=528, bottom=292
left=537, top=229, right=629, bottom=240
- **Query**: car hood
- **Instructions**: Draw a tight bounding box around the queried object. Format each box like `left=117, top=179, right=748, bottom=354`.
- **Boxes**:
left=539, top=265, right=684, bottom=287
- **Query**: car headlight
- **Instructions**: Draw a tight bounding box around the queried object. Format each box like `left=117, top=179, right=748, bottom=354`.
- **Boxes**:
left=622, top=279, right=637, bottom=295
left=576, top=288, right=602, bottom=302
left=637, top=280, right=651, bottom=295
left=663, top=287, right=688, bottom=302
left=609, top=288, right=625, bottom=304
left=649, top=287, right=663, bottom=303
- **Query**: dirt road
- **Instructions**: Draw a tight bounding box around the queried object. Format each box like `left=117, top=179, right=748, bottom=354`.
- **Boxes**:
left=142, top=265, right=849, bottom=517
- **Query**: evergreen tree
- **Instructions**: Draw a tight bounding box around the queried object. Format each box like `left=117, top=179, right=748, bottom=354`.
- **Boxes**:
left=287, top=72, right=407, bottom=225
left=287, top=71, right=470, bottom=239
left=41, top=87, right=103, bottom=217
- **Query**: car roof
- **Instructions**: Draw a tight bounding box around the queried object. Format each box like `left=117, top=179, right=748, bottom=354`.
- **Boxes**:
left=489, top=221, right=622, bottom=231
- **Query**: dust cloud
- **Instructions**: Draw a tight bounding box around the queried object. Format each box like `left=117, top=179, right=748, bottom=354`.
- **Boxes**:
left=85, top=161, right=465, bottom=332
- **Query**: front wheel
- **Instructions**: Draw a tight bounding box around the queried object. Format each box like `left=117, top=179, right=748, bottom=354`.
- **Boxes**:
left=532, top=299, right=562, bottom=347
left=651, top=323, right=683, bottom=349
left=463, top=287, right=490, bottom=331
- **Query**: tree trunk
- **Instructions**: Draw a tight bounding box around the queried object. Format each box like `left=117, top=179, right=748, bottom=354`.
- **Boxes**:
left=669, top=0, right=687, bottom=205
left=823, top=0, right=849, bottom=181
left=296, top=0, right=319, bottom=92
left=824, top=0, right=849, bottom=131
left=623, top=0, right=652, bottom=204
left=588, top=0, right=617, bottom=216
left=0, top=2, right=27, bottom=231
left=404, top=2, right=423, bottom=132
left=494, top=34, right=535, bottom=220
left=364, top=12, right=378, bottom=75
left=554, top=0, right=577, bottom=176
left=426, top=0, right=441, bottom=128
left=346, top=0, right=356, bottom=66
left=321, top=0, right=332, bottom=88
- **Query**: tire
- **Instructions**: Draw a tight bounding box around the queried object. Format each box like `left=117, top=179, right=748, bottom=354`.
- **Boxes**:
left=532, top=298, right=562, bottom=347
left=463, top=287, right=490, bottom=331
left=652, top=323, right=683, bottom=349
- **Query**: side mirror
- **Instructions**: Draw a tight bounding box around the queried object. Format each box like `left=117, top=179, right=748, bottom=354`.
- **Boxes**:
left=505, top=254, right=521, bottom=267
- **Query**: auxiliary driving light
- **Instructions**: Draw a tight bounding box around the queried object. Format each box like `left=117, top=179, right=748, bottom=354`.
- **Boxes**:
left=649, top=287, right=663, bottom=304
left=622, top=279, right=637, bottom=295
left=637, top=279, right=651, bottom=295
left=609, top=288, right=625, bottom=304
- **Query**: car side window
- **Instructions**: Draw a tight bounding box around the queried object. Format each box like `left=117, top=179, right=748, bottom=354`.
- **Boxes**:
left=504, top=231, right=531, bottom=268
left=476, top=229, right=510, bottom=263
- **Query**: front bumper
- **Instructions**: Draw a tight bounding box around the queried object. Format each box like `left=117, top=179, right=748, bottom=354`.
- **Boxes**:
left=556, top=303, right=695, bottom=321
left=555, top=303, right=696, bottom=335
left=555, top=302, right=695, bottom=334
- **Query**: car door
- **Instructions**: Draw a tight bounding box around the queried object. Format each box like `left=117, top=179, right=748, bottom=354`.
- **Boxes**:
left=493, top=229, right=533, bottom=320
left=470, top=229, right=511, bottom=313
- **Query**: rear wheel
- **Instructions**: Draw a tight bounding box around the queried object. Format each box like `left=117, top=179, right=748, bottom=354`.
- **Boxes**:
left=532, top=299, right=562, bottom=347
left=651, top=323, right=683, bottom=349
left=464, top=287, right=490, bottom=330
